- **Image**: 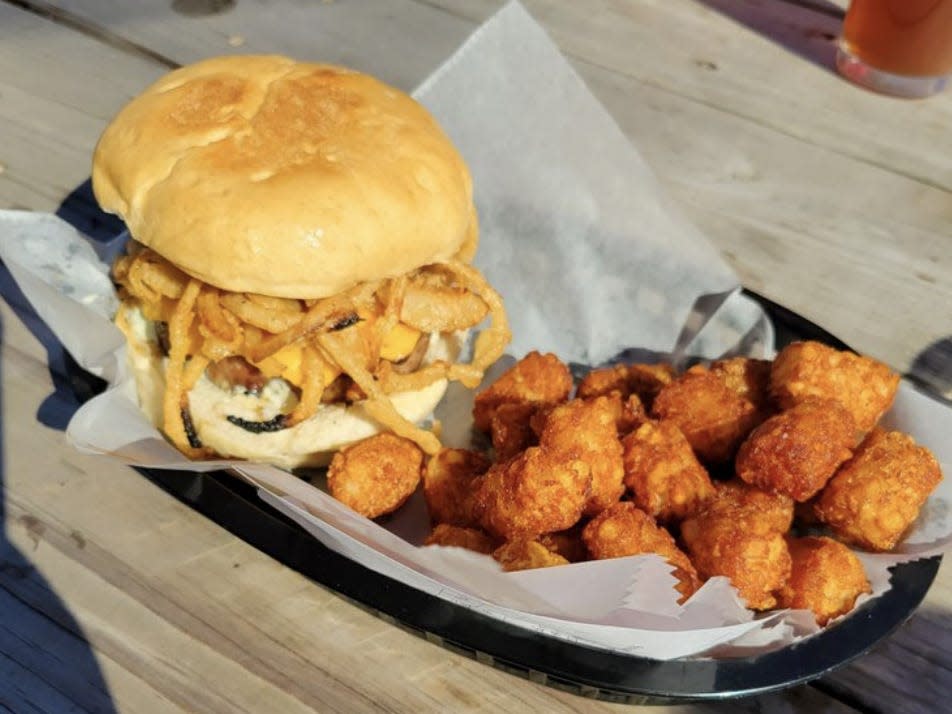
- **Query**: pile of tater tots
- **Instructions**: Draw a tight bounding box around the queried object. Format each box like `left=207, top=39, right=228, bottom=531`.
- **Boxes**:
left=327, top=340, right=943, bottom=626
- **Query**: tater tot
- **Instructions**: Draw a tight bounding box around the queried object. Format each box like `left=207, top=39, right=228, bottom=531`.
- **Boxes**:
left=538, top=396, right=625, bottom=516
left=680, top=479, right=794, bottom=610
left=735, top=397, right=856, bottom=502
left=776, top=536, right=871, bottom=625
left=327, top=434, right=423, bottom=518
left=620, top=419, right=715, bottom=523
left=651, top=364, right=767, bottom=464
left=576, top=364, right=629, bottom=400
left=577, top=362, right=675, bottom=411
left=582, top=502, right=701, bottom=602
left=815, top=428, right=942, bottom=551
left=567, top=373, right=648, bottom=435
left=681, top=508, right=792, bottom=610
left=424, top=524, right=497, bottom=555
left=489, top=401, right=540, bottom=460
left=710, top=357, right=773, bottom=412
left=494, top=539, right=570, bottom=571
left=709, top=479, right=794, bottom=534
left=472, top=351, right=573, bottom=432
left=473, top=446, right=591, bottom=540
left=770, top=341, right=900, bottom=434
left=423, top=448, right=490, bottom=527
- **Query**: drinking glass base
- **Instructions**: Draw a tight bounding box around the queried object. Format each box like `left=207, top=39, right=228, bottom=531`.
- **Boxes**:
left=836, top=47, right=950, bottom=99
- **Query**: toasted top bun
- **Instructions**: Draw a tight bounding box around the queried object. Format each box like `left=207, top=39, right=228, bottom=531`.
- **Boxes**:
left=92, top=55, right=477, bottom=299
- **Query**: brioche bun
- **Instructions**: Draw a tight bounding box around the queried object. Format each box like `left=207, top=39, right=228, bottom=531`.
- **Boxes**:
left=92, top=55, right=477, bottom=298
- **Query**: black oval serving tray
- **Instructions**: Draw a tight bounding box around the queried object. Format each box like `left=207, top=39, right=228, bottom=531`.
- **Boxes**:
left=67, top=290, right=942, bottom=704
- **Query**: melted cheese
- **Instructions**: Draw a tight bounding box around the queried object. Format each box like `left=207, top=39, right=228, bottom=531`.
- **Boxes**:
left=380, top=322, right=422, bottom=362
left=255, top=320, right=422, bottom=388
left=255, top=344, right=337, bottom=387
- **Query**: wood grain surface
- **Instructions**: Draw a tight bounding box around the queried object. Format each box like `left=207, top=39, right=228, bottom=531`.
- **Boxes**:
left=1, top=0, right=950, bottom=712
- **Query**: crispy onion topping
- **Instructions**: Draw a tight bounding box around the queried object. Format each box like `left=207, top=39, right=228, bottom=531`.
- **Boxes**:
left=114, top=245, right=511, bottom=457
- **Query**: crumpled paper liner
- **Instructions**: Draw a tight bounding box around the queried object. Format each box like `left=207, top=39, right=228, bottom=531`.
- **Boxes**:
left=2, top=1, right=951, bottom=661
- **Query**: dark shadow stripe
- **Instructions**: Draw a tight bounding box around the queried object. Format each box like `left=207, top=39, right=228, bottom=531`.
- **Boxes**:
left=3, top=0, right=180, bottom=69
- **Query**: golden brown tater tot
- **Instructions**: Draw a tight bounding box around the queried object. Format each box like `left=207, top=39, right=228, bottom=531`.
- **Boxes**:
left=681, top=509, right=791, bottom=611
left=472, top=351, right=573, bottom=432
left=708, top=479, right=794, bottom=534
left=582, top=502, right=701, bottom=602
left=327, top=433, right=423, bottom=518
left=424, top=524, right=497, bottom=555
left=473, top=446, right=591, bottom=540
left=815, top=428, right=942, bottom=551
left=776, top=536, right=871, bottom=625
left=493, top=539, right=570, bottom=571
left=736, top=397, right=855, bottom=502
left=538, top=396, right=625, bottom=517
left=621, top=420, right=715, bottom=523
left=770, top=341, right=899, bottom=434
left=651, top=364, right=766, bottom=464
left=489, top=401, right=540, bottom=460
left=423, top=448, right=490, bottom=527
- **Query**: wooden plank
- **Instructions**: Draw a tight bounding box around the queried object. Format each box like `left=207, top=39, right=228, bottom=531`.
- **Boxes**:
left=44, top=0, right=473, bottom=91
left=0, top=2, right=168, bottom=227
left=431, top=0, right=950, bottom=191
left=41, top=0, right=948, bottom=191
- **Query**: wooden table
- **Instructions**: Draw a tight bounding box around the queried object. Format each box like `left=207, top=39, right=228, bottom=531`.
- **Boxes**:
left=2, top=1, right=950, bottom=711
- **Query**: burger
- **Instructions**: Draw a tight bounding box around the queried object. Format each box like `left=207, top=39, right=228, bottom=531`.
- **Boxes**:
left=92, top=55, right=510, bottom=469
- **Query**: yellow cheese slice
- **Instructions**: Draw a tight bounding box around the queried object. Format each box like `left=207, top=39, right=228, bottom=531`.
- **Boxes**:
left=255, top=321, right=422, bottom=388
left=256, top=344, right=340, bottom=388
left=380, top=322, right=422, bottom=362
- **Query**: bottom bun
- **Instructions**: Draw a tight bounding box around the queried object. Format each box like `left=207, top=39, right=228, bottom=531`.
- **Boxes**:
left=118, top=305, right=461, bottom=469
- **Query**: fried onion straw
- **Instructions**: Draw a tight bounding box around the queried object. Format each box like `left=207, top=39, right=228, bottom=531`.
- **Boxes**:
left=318, top=330, right=442, bottom=454
left=196, top=289, right=243, bottom=360
left=246, top=281, right=379, bottom=363
left=123, top=247, right=187, bottom=304
left=220, top=292, right=303, bottom=333
left=378, top=261, right=510, bottom=393
left=445, top=261, right=511, bottom=382
left=163, top=278, right=203, bottom=456
left=287, top=345, right=326, bottom=426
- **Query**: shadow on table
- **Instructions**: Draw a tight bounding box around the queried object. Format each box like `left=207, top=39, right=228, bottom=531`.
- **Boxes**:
left=55, top=179, right=126, bottom=254
left=694, top=0, right=845, bottom=72
left=826, top=601, right=952, bottom=711
left=909, top=338, right=952, bottom=406
left=0, top=186, right=119, bottom=712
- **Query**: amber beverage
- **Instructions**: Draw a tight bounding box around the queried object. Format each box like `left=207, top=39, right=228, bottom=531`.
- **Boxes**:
left=838, top=0, right=952, bottom=97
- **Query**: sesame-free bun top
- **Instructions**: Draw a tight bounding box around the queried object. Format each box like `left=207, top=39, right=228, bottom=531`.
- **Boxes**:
left=92, top=55, right=477, bottom=299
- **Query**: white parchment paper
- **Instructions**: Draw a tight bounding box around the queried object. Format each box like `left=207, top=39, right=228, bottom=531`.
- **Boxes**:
left=2, top=2, right=950, bottom=661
